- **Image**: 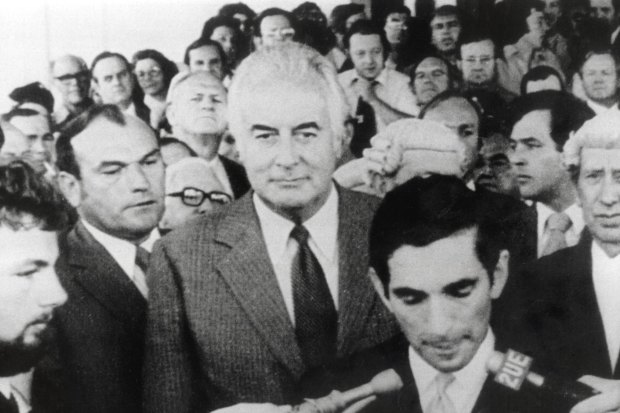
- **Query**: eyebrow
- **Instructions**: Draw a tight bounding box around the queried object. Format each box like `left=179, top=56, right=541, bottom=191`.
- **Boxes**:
left=293, top=122, right=321, bottom=132
left=97, top=149, right=160, bottom=170
left=392, top=287, right=427, bottom=298
left=251, top=124, right=278, bottom=133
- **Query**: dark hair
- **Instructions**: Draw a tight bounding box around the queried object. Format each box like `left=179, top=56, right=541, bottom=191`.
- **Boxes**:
left=160, top=137, right=197, bottom=157
left=406, top=52, right=457, bottom=87
left=520, top=65, right=565, bottom=95
left=380, top=4, right=411, bottom=24
left=330, top=3, right=365, bottom=35
left=430, top=5, right=461, bottom=22
left=218, top=2, right=256, bottom=20
left=457, top=30, right=498, bottom=60
left=201, top=15, right=243, bottom=49
left=253, top=7, right=297, bottom=38
left=131, top=49, right=179, bottom=92
left=9, top=82, right=55, bottom=115
left=0, top=160, right=70, bottom=231
left=4, top=108, right=43, bottom=122
left=419, top=89, right=482, bottom=123
left=183, top=38, right=228, bottom=70
left=56, top=104, right=128, bottom=179
left=369, top=175, right=505, bottom=294
left=90, top=51, right=131, bottom=82
left=344, top=19, right=391, bottom=60
left=507, top=90, right=595, bottom=151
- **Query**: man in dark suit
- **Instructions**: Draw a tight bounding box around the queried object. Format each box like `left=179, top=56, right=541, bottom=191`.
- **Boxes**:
left=0, top=161, right=69, bottom=413
left=143, top=42, right=398, bottom=413
left=516, top=110, right=620, bottom=413
left=166, top=71, right=250, bottom=199
left=52, top=104, right=165, bottom=413
left=347, top=174, right=538, bottom=413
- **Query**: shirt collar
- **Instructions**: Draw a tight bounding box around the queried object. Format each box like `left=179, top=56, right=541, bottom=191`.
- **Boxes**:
left=0, top=377, right=11, bottom=400
left=409, top=328, right=495, bottom=396
left=81, top=219, right=160, bottom=277
left=253, top=184, right=339, bottom=262
left=587, top=100, right=619, bottom=115
left=536, top=202, right=584, bottom=235
left=349, top=67, right=388, bottom=87
left=592, top=237, right=620, bottom=262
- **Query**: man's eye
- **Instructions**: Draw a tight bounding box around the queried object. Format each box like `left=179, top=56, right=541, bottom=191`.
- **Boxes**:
left=16, top=267, right=38, bottom=277
left=296, top=131, right=317, bottom=141
left=102, top=167, right=122, bottom=175
left=448, top=285, right=475, bottom=298
left=400, top=294, right=425, bottom=305
left=143, top=156, right=161, bottom=166
left=254, top=132, right=276, bottom=141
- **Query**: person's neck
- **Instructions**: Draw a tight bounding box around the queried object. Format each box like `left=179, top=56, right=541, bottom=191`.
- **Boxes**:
left=116, top=99, right=132, bottom=110
left=177, top=130, right=221, bottom=161
left=148, top=92, right=166, bottom=103
left=592, top=95, right=617, bottom=109
left=538, top=179, right=577, bottom=212
left=595, top=238, right=620, bottom=258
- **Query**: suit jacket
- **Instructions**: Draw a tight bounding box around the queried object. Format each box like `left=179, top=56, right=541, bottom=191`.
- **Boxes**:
left=143, top=187, right=399, bottom=412
left=50, top=221, right=147, bottom=413
left=219, top=155, right=251, bottom=199
left=515, top=231, right=620, bottom=381
left=326, top=334, right=541, bottom=413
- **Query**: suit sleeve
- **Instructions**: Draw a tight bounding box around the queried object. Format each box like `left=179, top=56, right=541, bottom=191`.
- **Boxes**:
left=143, top=240, right=206, bottom=413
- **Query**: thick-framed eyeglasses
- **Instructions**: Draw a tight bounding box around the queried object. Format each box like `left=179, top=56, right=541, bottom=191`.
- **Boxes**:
left=55, top=71, right=90, bottom=83
left=167, top=187, right=232, bottom=207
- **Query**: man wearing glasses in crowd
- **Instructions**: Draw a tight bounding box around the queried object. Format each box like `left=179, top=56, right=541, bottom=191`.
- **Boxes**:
left=253, top=8, right=297, bottom=48
left=50, top=55, right=93, bottom=131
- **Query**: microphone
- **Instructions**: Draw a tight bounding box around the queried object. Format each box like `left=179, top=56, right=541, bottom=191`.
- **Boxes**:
left=291, top=369, right=403, bottom=413
left=487, top=349, right=600, bottom=408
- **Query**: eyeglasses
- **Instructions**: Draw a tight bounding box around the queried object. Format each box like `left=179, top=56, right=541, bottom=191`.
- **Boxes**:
left=135, top=67, right=163, bottom=79
left=167, top=187, right=232, bottom=207
left=263, top=27, right=295, bottom=39
left=55, top=70, right=90, bottom=83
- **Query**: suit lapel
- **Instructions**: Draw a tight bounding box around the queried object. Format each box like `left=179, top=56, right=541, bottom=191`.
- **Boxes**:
left=213, top=195, right=305, bottom=378
left=336, top=188, right=381, bottom=355
left=65, top=222, right=146, bottom=325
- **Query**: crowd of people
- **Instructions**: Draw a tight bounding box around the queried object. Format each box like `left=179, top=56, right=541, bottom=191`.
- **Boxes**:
left=2, top=0, right=620, bottom=412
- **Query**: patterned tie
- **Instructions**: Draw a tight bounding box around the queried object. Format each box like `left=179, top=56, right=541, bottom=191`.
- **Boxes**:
left=290, top=224, right=338, bottom=370
left=426, top=373, right=456, bottom=413
left=541, top=212, right=572, bottom=257
left=0, top=393, right=19, bottom=413
left=133, top=246, right=150, bottom=298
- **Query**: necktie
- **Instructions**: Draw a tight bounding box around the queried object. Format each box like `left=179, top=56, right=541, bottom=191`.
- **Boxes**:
left=0, top=393, right=19, bottom=413
left=133, top=246, right=150, bottom=298
left=290, top=225, right=338, bottom=370
left=541, top=212, right=572, bottom=257
left=426, top=373, right=456, bottom=413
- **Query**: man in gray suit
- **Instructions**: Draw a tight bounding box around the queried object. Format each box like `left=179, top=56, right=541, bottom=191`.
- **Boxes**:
left=143, top=42, right=398, bottom=413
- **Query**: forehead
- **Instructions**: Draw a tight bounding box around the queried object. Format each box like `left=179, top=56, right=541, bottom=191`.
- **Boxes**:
left=167, top=164, right=220, bottom=192
left=261, top=14, right=291, bottom=31
left=189, top=45, right=220, bottom=61
left=461, top=40, right=494, bottom=55
left=511, top=109, right=553, bottom=140
left=425, top=98, right=478, bottom=126
left=175, top=76, right=226, bottom=99
left=349, top=33, right=382, bottom=49
left=72, top=118, right=157, bottom=164
left=135, top=58, right=161, bottom=70
left=590, top=0, right=613, bottom=8
left=388, top=228, right=485, bottom=290
left=580, top=148, right=620, bottom=170
left=0, top=227, right=58, bottom=268
left=10, top=115, right=50, bottom=134
left=1, top=123, right=28, bottom=147
left=431, top=14, right=459, bottom=26
left=212, top=25, right=235, bottom=36
left=53, top=57, right=83, bottom=76
left=93, top=56, right=127, bottom=76
left=583, top=54, right=616, bottom=70
left=416, top=57, right=448, bottom=73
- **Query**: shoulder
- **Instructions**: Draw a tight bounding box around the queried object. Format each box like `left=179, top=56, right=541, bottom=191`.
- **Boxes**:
left=338, top=186, right=381, bottom=219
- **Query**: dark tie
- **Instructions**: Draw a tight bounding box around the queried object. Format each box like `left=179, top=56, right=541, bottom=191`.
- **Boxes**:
left=133, top=246, right=151, bottom=298
left=290, top=225, right=338, bottom=370
left=0, top=393, right=19, bottom=413
left=135, top=246, right=151, bottom=274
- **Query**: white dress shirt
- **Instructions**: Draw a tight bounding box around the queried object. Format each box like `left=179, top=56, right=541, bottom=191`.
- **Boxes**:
left=587, top=100, right=619, bottom=116
left=338, top=67, right=419, bottom=130
left=253, top=185, right=339, bottom=324
left=206, top=155, right=234, bottom=198
left=536, top=202, right=584, bottom=257
left=0, top=370, right=32, bottom=413
left=592, top=241, right=620, bottom=370
left=81, top=220, right=159, bottom=281
left=410, top=329, right=495, bottom=413
left=612, top=26, right=620, bottom=45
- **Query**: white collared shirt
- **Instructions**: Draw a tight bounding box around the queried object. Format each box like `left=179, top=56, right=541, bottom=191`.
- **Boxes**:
left=410, top=329, right=495, bottom=413
left=338, top=67, right=419, bottom=130
left=587, top=100, right=620, bottom=116
left=81, top=220, right=159, bottom=281
left=122, top=101, right=137, bottom=118
left=206, top=155, right=234, bottom=198
left=592, top=241, right=620, bottom=370
left=253, top=185, right=340, bottom=324
left=612, top=26, right=620, bottom=45
left=0, top=370, right=33, bottom=413
left=536, top=202, right=584, bottom=257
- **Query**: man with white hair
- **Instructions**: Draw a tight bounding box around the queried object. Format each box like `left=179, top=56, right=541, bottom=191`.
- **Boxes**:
left=50, top=55, right=93, bottom=130
left=516, top=110, right=620, bottom=413
left=166, top=71, right=249, bottom=199
left=143, top=42, right=398, bottom=413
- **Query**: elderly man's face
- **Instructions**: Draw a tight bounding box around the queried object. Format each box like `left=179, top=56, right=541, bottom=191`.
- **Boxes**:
left=92, top=56, right=134, bottom=107
left=237, top=82, right=340, bottom=221
left=474, top=134, right=520, bottom=197
left=413, top=57, right=450, bottom=106
left=578, top=148, right=620, bottom=247
left=581, top=54, right=618, bottom=104
left=378, top=228, right=505, bottom=373
left=52, top=57, right=91, bottom=106
left=349, top=33, right=385, bottom=81
left=62, top=117, right=164, bottom=243
left=0, top=224, right=67, bottom=376
left=460, top=40, right=496, bottom=86
left=431, top=14, right=461, bottom=53
left=188, top=45, right=224, bottom=81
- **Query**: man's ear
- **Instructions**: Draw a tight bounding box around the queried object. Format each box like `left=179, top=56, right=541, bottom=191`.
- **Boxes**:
left=56, top=171, right=82, bottom=209
left=369, top=268, right=393, bottom=313
left=490, top=250, right=510, bottom=299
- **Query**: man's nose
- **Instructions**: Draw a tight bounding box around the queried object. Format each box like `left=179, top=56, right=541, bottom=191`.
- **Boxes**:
left=274, top=134, right=299, bottom=167
left=126, top=163, right=151, bottom=191
left=425, top=298, right=453, bottom=336
left=37, top=268, right=68, bottom=308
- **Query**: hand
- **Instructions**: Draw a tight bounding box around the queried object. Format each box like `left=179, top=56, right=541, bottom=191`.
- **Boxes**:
left=570, top=376, right=620, bottom=413
left=333, top=158, right=391, bottom=196
left=212, top=403, right=292, bottom=413
left=352, top=78, right=376, bottom=102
